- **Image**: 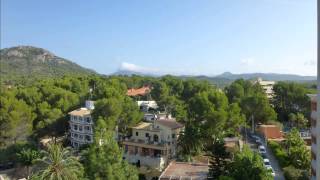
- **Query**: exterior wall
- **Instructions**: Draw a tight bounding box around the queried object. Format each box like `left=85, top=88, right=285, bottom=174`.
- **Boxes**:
left=123, top=151, right=167, bottom=171
left=309, top=95, right=318, bottom=180
left=69, top=114, right=94, bottom=148
left=258, top=126, right=282, bottom=139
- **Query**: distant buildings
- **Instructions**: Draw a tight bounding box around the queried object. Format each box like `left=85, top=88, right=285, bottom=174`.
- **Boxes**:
left=68, top=101, right=95, bottom=148
left=137, top=100, right=158, bottom=112
left=308, top=94, right=318, bottom=180
left=122, top=119, right=184, bottom=171
left=255, top=78, right=275, bottom=99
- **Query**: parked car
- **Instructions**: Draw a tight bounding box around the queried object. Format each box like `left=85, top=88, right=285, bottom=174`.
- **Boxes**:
left=258, top=145, right=267, bottom=154
left=266, top=166, right=275, bottom=176
left=264, top=159, right=271, bottom=168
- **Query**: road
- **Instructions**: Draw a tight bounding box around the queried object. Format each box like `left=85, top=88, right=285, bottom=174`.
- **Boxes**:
left=244, top=132, right=285, bottom=180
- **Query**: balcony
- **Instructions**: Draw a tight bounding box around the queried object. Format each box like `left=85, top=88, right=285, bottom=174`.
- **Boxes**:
left=122, top=138, right=168, bottom=150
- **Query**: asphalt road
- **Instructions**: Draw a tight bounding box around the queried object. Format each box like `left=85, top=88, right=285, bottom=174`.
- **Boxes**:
left=244, top=132, right=285, bottom=180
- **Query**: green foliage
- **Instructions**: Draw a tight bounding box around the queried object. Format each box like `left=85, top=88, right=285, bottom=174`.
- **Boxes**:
left=208, top=140, right=230, bottom=179
left=228, top=146, right=273, bottom=180
left=268, top=141, right=289, bottom=167
left=285, top=128, right=311, bottom=170
left=31, top=143, right=84, bottom=180
left=0, top=46, right=95, bottom=85
left=272, top=82, right=310, bottom=122
left=0, top=92, right=35, bottom=147
left=83, top=119, right=139, bottom=180
left=225, top=79, right=277, bottom=124
left=177, top=121, right=203, bottom=160
left=283, top=166, right=309, bottom=180
left=288, top=113, right=308, bottom=129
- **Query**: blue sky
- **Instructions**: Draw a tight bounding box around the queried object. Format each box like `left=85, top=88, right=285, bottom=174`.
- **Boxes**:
left=1, top=0, right=316, bottom=76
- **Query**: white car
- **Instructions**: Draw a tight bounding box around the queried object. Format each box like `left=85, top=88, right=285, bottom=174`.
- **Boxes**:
left=264, top=159, right=272, bottom=168
left=258, top=145, right=267, bottom=154
left=266, top=166, right=275, bottom=176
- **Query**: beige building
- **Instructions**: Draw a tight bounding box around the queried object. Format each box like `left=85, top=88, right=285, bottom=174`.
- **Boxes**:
left=255, top=78, right=275, bottom=99
left=122, top=119, right=184, bottom=171
left=308, top=94, right=318, bottom=179
left=68, top=101, right=94, bottom=148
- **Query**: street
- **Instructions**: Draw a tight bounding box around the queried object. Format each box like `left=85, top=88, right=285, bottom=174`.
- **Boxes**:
left=244, top=131, right=285, bottom=180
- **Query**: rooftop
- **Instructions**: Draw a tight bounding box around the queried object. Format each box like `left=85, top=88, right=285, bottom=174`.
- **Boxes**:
left=156, top=119, right=184, bottom=129
left=68, top=108, right=91, bottom=116
left=159, top=161, right=209, bottom=180
left=127, top=86, right=151, bottom=96
left=132, top=122, right=153, bottom=130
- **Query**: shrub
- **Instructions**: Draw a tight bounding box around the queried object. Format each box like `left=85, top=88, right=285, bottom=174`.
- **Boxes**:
left=283, top=166, right=309, bottom=180
left=268, top=141, right=289, bottom=167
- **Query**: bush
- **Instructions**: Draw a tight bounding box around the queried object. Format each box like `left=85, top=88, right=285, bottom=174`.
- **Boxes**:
left=283, top=166, right=309, bottom=180
left=268, top=141, right=289, bottom=167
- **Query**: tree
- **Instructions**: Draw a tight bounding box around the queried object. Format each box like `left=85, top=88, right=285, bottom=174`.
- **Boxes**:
left=16, top=148, right=41, bottom=178
left=31, top=143, right=84, bottom=180
left=288, top=113, right=308, bottom=129
left=241, top=94, right=277, bottom=124
left=208, top=139, right=230, bottom=179
left=225, top=103, right=245, bottom=136
left=83, top=119, right=138, bottom=179
left=92, top=98, right=122, bottom=130
left=273, top=82, right=310, bottom=122
left=177, top=121, right=203, bottom=161
left=0, top=93, right=35, bottom=147
left=228, top=146, right=273, bottom=180
left=285, top=128, right=311, bottom=170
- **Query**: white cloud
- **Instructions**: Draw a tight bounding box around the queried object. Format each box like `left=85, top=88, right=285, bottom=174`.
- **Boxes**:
left=304, top=60, right=316, bottom=66
left=240, top=58, right=255, bottom=66
left=119, top=62, right=160, bottom=74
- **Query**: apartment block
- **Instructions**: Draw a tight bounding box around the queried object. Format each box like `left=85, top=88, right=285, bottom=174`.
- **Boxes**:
left=68, top=101, right=94, bottom=148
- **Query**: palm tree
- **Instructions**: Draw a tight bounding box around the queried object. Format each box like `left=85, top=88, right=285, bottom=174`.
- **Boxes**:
left=31, top=143, right=84, bottom=180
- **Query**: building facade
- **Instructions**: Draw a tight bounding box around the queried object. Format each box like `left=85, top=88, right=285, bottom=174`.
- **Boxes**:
left=122, top=119, right=184, bottom=171
left=255, top=78, right=275, bottom=99
left=309, top=94, right=318, bottom=179
left=68, top=101, right=94, bottom=148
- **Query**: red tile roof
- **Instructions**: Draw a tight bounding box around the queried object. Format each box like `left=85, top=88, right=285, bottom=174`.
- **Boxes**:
left=127, top=86, right=151, bottom=96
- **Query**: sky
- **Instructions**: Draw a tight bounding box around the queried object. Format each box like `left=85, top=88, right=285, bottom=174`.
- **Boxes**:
left=1, top=0, right=317, bottom=76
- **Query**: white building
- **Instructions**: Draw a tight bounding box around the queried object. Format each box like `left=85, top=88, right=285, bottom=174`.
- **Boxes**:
left=68, top=101, right=94, bottom=148
left=122, top=119, right=184, bottom=171
left=137, top=101, right=158, bottom=112
left=255, top=78, right=275, bottom=99
left=308, top=94, right=318, bottom=179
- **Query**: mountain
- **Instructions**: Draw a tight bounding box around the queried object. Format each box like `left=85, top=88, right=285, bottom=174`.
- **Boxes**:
left=216, top=72, right=316, bottom=81
left=0, top=46, right=96, bottom=82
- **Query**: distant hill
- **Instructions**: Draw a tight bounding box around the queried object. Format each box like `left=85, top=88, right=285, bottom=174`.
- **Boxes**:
left=0, top=46, right=96, bottom=83
left=216, top=72, right=316, bottom=81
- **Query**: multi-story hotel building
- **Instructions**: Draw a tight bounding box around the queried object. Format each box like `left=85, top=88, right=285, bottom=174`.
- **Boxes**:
left=255, top=78, right=275, bottom=99
left=122, top=119, right=184, bottom=171
left=308, top=94, right=318, bottom=179
left=68, top=101, right=95, bottom=148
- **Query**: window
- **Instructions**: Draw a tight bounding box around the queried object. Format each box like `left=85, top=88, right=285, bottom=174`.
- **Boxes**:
left=79, top=126, right=83, bottom=131
left=145, top=133, right=149, bottom=137
left=172, top=134, right=176, bottom=139
left=86, top=117, right=91, bottom=123
left=136, top=132, right=139, bottom=136
left=74, top=133, right=78, bottom=138
left=79, top=135, right=83, bottom=140
left=79, top=117, right=83, bottom=122
left=73, top=125, right=78, bottom=130
left=85, top=135, right=91, bottom=142
left=85, top=126, right=91, bottom=131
